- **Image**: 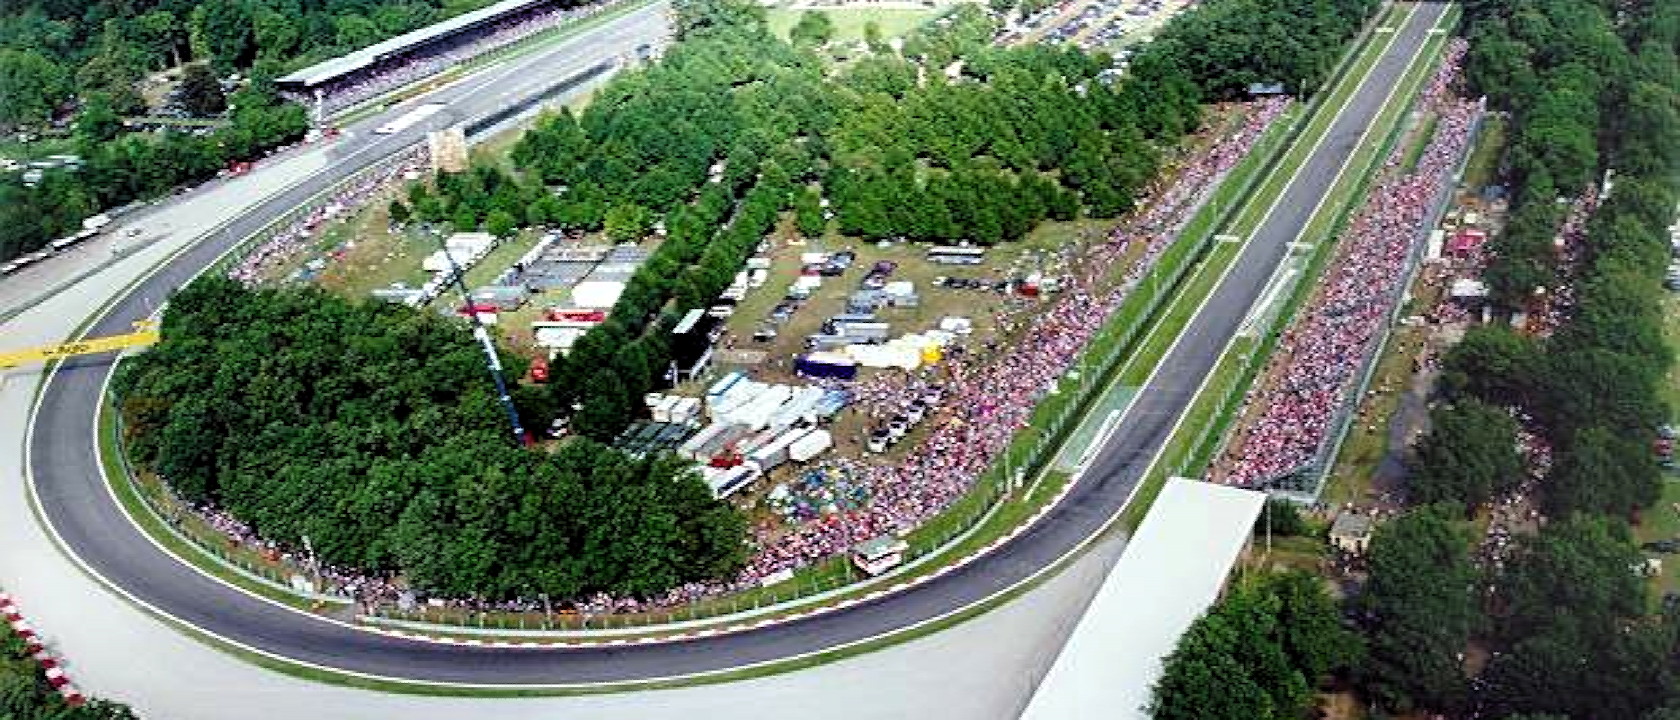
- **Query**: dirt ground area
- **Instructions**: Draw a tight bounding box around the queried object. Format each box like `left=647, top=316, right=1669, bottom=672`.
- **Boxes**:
left=255, top=187, right=432, bottom=296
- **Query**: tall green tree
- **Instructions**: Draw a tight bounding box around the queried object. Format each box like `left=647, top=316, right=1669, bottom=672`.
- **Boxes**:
left=789, top=10, right=834, bottom=47
left=1358, top=508, right=1482, bottom=714
left=191, top=0, right=254, bottom=72
left=178, top=63, right=227, bottom=117
left=1481, top=516, right=1675, bottom=719
left=0, top=48, right=68, bottom=126
left=1408, top=398, right=1524, bottom=513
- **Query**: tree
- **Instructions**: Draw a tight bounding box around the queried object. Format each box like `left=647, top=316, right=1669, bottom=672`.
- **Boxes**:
left=113, top=278, right=747, bottom=603
left=1152, top=571, right=1356, bottom=720
left=74, top=93, right=123, bottom=143
left=451, top=206, right=479, bottom=233
left=1257, top=498, right=1308, bottom=537
left=178, top=63, right=227, bottom=117
left=1408, top=398, right=1523, bottom=514
left=1481, top=516, right=1674, bottom=720
left=334, top=14, right=382, bottom=51
left=1544, top=425, right=1662, bottom=520
left=794, top=188, right=826, bottom=237
left=1358, top=508, right=1481, bottom=713
left=76, top=48, right=145, bottom=115
left=572, top=369, right=635, bottom=441
left=485, top=208, right=518, bottom=240
left=863, top=21, right=885, bottom=53
left=387, top=199, right=411, bottom=227
left=0, top=49, right=68, bottom=126
left=1439, top=325, right=1539, bottom=405
left=191, top=0, right=254, bottom=72
left=603, top=203, right=653, bottom=244
left=789, top=10, right=834, bottom=47
left=133, top=10, right=182, bottom=68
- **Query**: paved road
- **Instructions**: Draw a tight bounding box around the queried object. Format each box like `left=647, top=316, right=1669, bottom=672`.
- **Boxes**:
left=24, top=1, right=1446, bottom=686
left=0, top=1, right=668, bottom=319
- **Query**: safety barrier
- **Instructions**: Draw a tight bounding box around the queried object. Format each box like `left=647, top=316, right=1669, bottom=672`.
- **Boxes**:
left=0, top=592, right=85, bottom=707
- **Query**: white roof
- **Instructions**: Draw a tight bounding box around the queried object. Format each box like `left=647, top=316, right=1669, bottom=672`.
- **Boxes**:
left=1020, top=477, right=1266, bottom=720
left=276, top=0, right=552, bottom=87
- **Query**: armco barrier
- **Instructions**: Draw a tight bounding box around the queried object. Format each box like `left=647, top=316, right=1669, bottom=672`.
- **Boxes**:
left=0, top=592, right=85, bottom=707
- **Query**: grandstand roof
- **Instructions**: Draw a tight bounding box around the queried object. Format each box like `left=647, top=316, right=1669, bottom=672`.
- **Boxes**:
left=1019, top=477, right=1266, bottom=720
left=275, top=0, right=554, bottom=88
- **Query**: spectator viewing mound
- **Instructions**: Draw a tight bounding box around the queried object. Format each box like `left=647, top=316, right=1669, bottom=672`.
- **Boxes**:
left=112, top=278, right=748, bottom=603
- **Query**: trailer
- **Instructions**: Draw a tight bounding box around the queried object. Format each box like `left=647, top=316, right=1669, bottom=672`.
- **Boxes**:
left=670, top=397, right=702, bottom=426
left=749, top=428, right=812, bottom=472
left=706, top=371, right=747, bottom=402
left=789, top=429, right=834, bottom=463
left=838, top=321, right=891, bottom=341
left=706, top=464, right=760, bottom=500
left=709, top=379, right=767, bottom=420
left=730, top=384, right=795, bottom=430
left=679, top=422, right=735, bottom=461
left=652, top=396, right=682, bottom=424
left=794, top=353, right=859, bottom=380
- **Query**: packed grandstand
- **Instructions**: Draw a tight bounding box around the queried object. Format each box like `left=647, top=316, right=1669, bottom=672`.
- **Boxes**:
left=276, top=0, right=629, bottom=117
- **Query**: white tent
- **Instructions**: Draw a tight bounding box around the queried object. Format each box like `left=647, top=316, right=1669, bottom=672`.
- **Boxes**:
left=570, top=280, right=626, bottom=309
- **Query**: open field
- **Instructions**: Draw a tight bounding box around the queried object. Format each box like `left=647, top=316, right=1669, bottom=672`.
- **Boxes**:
left=765, top=5, right=937, bottom=44
left=1459, top=113, right=1506, bottom=191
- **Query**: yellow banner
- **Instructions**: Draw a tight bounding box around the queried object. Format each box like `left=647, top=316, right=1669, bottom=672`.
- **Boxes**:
left=0, top=323, right=160, bottom=369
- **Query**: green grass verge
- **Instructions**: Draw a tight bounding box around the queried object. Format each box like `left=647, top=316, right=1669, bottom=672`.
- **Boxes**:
left=1123, top=3, right=1457, bottom=520
left=765, top=6, right=935, bottom=44
left=1222, top=5, right=1413, bottom=240
left=61, top=2, right=1419, bottom=693
left=1459, top=113, right=1506, bottom=191
left=98, top=396, right=347, bottom=614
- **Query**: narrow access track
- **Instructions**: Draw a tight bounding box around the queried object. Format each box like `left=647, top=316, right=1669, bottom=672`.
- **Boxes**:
left=23, top=1, right=1449, bottom=688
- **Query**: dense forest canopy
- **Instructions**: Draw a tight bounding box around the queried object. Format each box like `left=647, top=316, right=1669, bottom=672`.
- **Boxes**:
left=114, top=278, right=748, bottom=599
left=1157, top=0, right=1680, bottom=716
left=116, top=0, right=1386, bottom=601
left=1441, top=0, right=1679, bottom=521
left=442, top=0, right=1377, bottom=443
left=0, top=0, right=571, bottom=265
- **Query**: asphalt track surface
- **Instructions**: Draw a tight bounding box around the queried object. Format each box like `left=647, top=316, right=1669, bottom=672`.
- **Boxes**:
left=26, top=1, right=1446, bottom=685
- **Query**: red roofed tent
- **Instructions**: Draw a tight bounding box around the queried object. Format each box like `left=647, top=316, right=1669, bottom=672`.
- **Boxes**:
left=1448, top=228, right=1487, bottom=256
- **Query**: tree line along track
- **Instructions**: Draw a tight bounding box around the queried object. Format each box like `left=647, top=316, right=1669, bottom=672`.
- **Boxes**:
left=19, top=1, right=1450, bottom=691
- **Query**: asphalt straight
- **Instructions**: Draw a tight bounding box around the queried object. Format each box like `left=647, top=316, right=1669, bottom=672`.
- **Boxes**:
left=24, top=1, right=1448, bottom=686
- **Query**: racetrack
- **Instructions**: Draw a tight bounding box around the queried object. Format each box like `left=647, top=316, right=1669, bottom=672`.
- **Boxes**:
left=22, top=1, right=1448, bottom=687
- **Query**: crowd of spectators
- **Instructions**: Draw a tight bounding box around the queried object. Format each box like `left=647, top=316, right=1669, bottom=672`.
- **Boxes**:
left=1519, top=188, right=1596, bottom=338
left=188, top=97, right=1290, bottom=618
left=1214, top=40, right=1483, bottom=488
left=1477, top=414, right=1547, bottom=576
left=281, top=0, right=629, bottom=116
left=225, top=146, right=430, bottom=286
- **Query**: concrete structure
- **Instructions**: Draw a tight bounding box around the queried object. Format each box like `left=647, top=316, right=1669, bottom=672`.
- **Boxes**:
left=429, top=127, right=470, bottom=173
left=275, top=0, right=557, bottom=89
left=1329, top=512, right=1375, bottom=555
left=1019, top=478, right=1266, bottom=720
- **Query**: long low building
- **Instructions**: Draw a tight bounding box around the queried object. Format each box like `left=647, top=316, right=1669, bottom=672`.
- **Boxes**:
left=275, top=0, right=560, bottom=90
left=1019, top=477, right=1267, bottom=720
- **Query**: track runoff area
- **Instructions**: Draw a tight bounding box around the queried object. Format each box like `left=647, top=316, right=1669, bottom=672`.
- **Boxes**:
left=22, top=1, right=1452, bottom=692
